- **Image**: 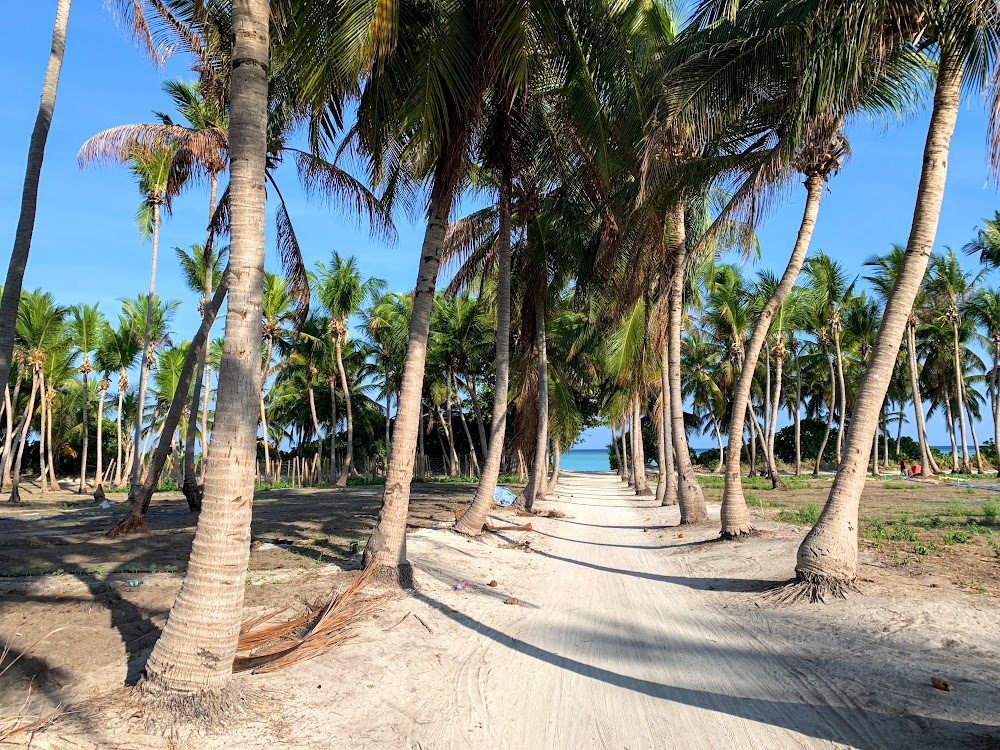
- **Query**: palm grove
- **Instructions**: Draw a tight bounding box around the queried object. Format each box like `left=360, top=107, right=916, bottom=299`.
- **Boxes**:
left=2, top=0, right=1000, bottom=709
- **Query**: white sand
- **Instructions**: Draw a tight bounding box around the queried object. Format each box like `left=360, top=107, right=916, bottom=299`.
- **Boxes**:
left=22, top=471, right=1000, bottom=749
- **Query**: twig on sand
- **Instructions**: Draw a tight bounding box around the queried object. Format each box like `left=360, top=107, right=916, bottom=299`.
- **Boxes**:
left=384, top=612, right=412, bottom=632
left=413, top=614, right=434, bottom=634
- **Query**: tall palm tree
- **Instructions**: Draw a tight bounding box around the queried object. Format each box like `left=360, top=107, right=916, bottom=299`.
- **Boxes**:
left=314, top=253, right=386, bottom=485
left=176, top=243, right=228, bottom=499
left=142, top=0, right=270, bottom=699
left=864, top=244, right=933, bottom=476
left=968, top=288, right=1000, bottom=476
left=362, top=291, right=411, bottom=459
left=95, top=320, right=140, bottom=489
left=68, top=303, right=104, bottom=494
left=797, top=1, right=1000, bottom=599
left=0, top=0, right=72, bottom=407
left=260, top=272, right=297, bottom=480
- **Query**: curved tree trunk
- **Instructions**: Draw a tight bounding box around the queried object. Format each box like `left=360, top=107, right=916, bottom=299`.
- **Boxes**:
left=455, top=185, right=512, bottom=534
left=456, top=388, right=480, bottom=476
left=952, top=319, right=972, bottom=473
left=9, top=373, right=39, bottom=503
left=95, top=380, right=108, bottom=495
left=767, top=345, right=785, bottom=488
left=945, top=389, right=959, bottom=472
left=518, top=287, right=549, bottom=511
left=335, top=338, right=354, bottom=486
left=659, top=353, right=676, bottom=506
left=795, top=55, right=964, bottom=595
left=722, top=175, right=822, bottom=535
left=1, top=386, right=13, bottom=490
left=833, top=324, right=847, bottom=463
left=612, top=417, right=625, bottom=478
left=969, top=413, right=984, bottom=474
left=712, top=416, right=724, bottom=474
left=129, top=201, right=161, bottom=493
left=794, top=346, right=803, bottom=475
left=114, top=373, right=126, bottom=487
left=632, top=396, right=652, bottom=495
left=466, top=372, right=488, bottom=458
left=184, top=237, right=214, bottom=503
left=655, top=404, right=666, bottom=504
left=620, top=418, right=631, bottom=484
left=813, top=358, right=836, bottom=475
left=667, top=206, right=706, bottom=522
left=0, top=0, right=71, bottom=394
left=905, top=321, right=932, bottom=476
left=46, top=386, right=57, bottom=488
left=110, top=272, right=229, bottom=533
left=38, top=373, right=49, bottom=492
left=306, top=380, right=323, bottom=484
left=142, top=1, right=268, bottom=698
left=78, top=363, right=90, bottom=493
left=363, top=177, right=453, bottom=584
left=547, top=438, right=560, bottom=494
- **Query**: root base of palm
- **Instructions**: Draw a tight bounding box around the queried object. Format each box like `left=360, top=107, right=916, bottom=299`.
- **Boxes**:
left=131, top=678, right=258, bottom=737
left=720, top=526, right=757, bottom=540
left=765, top=573, right=858, bottom=605
left=367, top=561, right=415, bottom=590
left=107, top=514, right=150, bottom=538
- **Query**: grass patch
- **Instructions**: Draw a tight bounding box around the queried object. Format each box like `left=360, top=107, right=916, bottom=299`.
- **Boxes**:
left=778, top=503, right=821, bottom=525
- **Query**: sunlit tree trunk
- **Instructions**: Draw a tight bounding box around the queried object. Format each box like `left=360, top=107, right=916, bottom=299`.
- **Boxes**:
left=9, top=371, right=39, bottom=503
left=547, top=438, right=560, bottom=494
left=945, top=389, right=959, bottom=472
left=363, top=174, right=453, bottom=585
left=78, top=355, right=91, bottom=493
left=517, top=287, right=550, bottom=512
left=95, top=376, right=109, bottom=494
left=667, top=206, right=706, bottom=522
left=793, top=344, right=803, bottom=475
left=660, top=351, right=676, bottom=505
left=796, top=55, right=964, bottom=594
left=950, top=313, right=971, bottom=473
left=0, top=0, right=71, bottom=393
left=813, top=359, right=836, bottom=475
left=632, top=396, right=651, bottom=495
left=335, top=337, right=354, bottom=486
left=114, top=371, right=126, bottom=487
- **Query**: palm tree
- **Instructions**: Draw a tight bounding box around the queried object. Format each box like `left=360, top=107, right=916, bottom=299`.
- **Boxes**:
left=968, top=288, right=1000, bottom=476
left=314, top=253, right=386, bottom=485
left=864, top=244, right=933, bottom=476
left=362, top=292, right=411, bottom=458
left=176, top=243, right=228, bottom=500
left=720, top=120, right=846, bottom=536
left=95, top=321, right=140, bottom=489
left=260, top=272, right=297, bottom=480
left=0, top=0, right=72, bottom=407
left=68, top=303, right=104, bottom=494
left=9, top=291, right=67, bottom=502
left=142, top=0, right=269, bottom=699
left=797, top=1, right=1000, bottom=599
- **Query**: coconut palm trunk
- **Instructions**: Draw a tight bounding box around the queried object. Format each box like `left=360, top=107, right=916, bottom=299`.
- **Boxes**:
left=993, top=338, right=1000, bottom=476
left=335, top=337, right=354, bottom=486
left=38, top=373, right=49, bottom=492
left=944, top=389, right=959, bottom=471
left=905, top=320, right=932, bottom=476
left=110, top=272, right=228, bottom=533
left=969, top=412, right=984, bottom=474
left=832, top=318, right=847, bottom=463
left=612, top=418, right=625, bottom=478
left=183, top=235, right=215, bottom=502
left=548, top=439, right=560, bottom=493
left=516, top=289, right=550, bottom=512
left=114, top=371, right=126, bottom=486
left=667, top=206, right=706, bottom=522
left=795, top=55, right=964, bottom=596
left=0, top=0, right=71, bottom=395
left=620, top=418, right=631, bottom=484
left=655, top=409, right=667, bottom=504
left=722, top=175, right=822, bottom=534
left=814, top=359, right=836, bottom=474
left=362, top=176, right=454, bottom=584
left=129, top=202, right=161, bottom=492
left=95, top=376, right=109, bottom=494
left=632, top=396, right=651, bottom=495
left=306, top=375, right=323, bottom=483
left=456, top=189, right=513, bottom=534
left=142, top=0, right=269, bottom=698
left=1, top=387, right=13, bottom=490
left=767, top=339, right=786, bottom=488
left=78, top=358, right=91, bottom=493
left=950, top=313, right=972, bottom=472
left=465, top=372, right=488, bottom=457
left=794, top=344, right=803, bottom=475
left=9, top=372, right=39, bottom=503
left=660, top=350, right=677, bottom=505
left=455, top=389, right=480, bottom=476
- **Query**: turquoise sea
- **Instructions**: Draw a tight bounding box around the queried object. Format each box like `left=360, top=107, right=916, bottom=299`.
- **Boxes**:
left=561, top=449, right=611, bottom=471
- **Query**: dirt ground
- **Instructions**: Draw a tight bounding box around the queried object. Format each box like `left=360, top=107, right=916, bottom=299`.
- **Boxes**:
left=1, top=472, right=998, bottom=749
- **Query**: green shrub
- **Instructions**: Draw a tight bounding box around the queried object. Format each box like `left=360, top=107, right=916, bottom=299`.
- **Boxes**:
left=982, top=500, right=1000, bottom=521
left=942, top=530, right=970, bottom=545
left=778, top=503, right=821, bottom=525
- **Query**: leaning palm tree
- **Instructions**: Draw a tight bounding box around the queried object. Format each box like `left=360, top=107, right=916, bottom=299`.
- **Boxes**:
left=68, top=303, right=104, bottom=494
left=0, top=0, right=72, bottom=408
left=314, top=253, right=386, bottom=485
left=141, top=0, right=270, bottom=701
left=796, top=0, right=1000, bottom=600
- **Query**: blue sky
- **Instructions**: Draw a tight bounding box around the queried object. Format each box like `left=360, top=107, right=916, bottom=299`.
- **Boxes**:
left=2, top=5, right=999, bottom=452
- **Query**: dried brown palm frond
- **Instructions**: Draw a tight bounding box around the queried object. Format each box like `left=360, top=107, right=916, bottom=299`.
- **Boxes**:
left=234, top=569, right=378, bottom=674
left=78, top=124, right=226, bottom=170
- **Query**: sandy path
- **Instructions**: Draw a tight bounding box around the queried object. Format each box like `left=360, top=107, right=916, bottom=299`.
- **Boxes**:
left=370, top=471, right=996, bottom=750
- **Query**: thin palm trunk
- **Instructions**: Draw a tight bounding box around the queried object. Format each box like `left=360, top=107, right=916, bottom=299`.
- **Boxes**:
left=9, top=373, right=39, bottom=503
left=994, top=340, right=1000, bottom=476
left=969, top=412, right=984, bottom=474
left=952, top=319, right=971, bottom=472
left=547, top=439, right=560, bottom=493
left=668, top=206, right=706, bottom=522
left=794, top=346, right=803, bottom=475
left=383, top=370, right=391, bottom=459
left=655, top=406, right=667, bottom=504
left=95, top=378, right=108, bottom=493
left=712, top=416, right=724, bottom=474
left=184, top=233, right=215, bottom=502
left=814, top=358, right=836, bottom=475
left=0, top=0, right=71, bottom=393
left=833, top=324, right=847, bottom=463
left=722, top=175, right=823, bottom=534
left=363, top=176, right=453, bottom=584
left=1, top=386, right=13, bottom=490
left=612, top=417, right=625, bottom=478
left=38, top=373, right=49, bottom=492
left=115, top=372, right=126, bottom=487
left=945, top=389, right=959, bottom=471
left=78, top=362, right=90, bottom=493
left=519, top=288, right=549, bottom=511
left=632, top=396, right=651, bottom=495
left=328, top=378, right=337, bottom=481
left=796, top=55, right=964, bottom=593
left=46, top=387, right=57, bottom=488
left=768, top=344, right=785, bottom=488
left=455, top=388, right=479, bottom=476
left=142, top=0, right=269, bottom=696
left=130, top=201, right=161, bottom=492
left=111, top=272, right=229, bottom=532
left=307, top=379, right=323, bottom=482
left=335, top=338, right=354, bottom=486
left=466, top=372, right=488, bottom=457
left=906, top=322, right=932, bottom=475
left=763, top=342, right=772, bottom=474
left=455, top=188, right=512, bottom=534
left=620, top=418, right=631, bottom=484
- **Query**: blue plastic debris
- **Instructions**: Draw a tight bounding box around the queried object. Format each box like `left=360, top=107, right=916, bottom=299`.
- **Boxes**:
left=494, top=486, right=517, bottom=506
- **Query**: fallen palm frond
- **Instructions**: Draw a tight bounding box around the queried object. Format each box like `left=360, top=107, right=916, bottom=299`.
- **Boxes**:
left=234, top=569, right=378, bottom=674
left=0, top=706, right=63, bottom=742
left=484, top=522, right=533, bottom=533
